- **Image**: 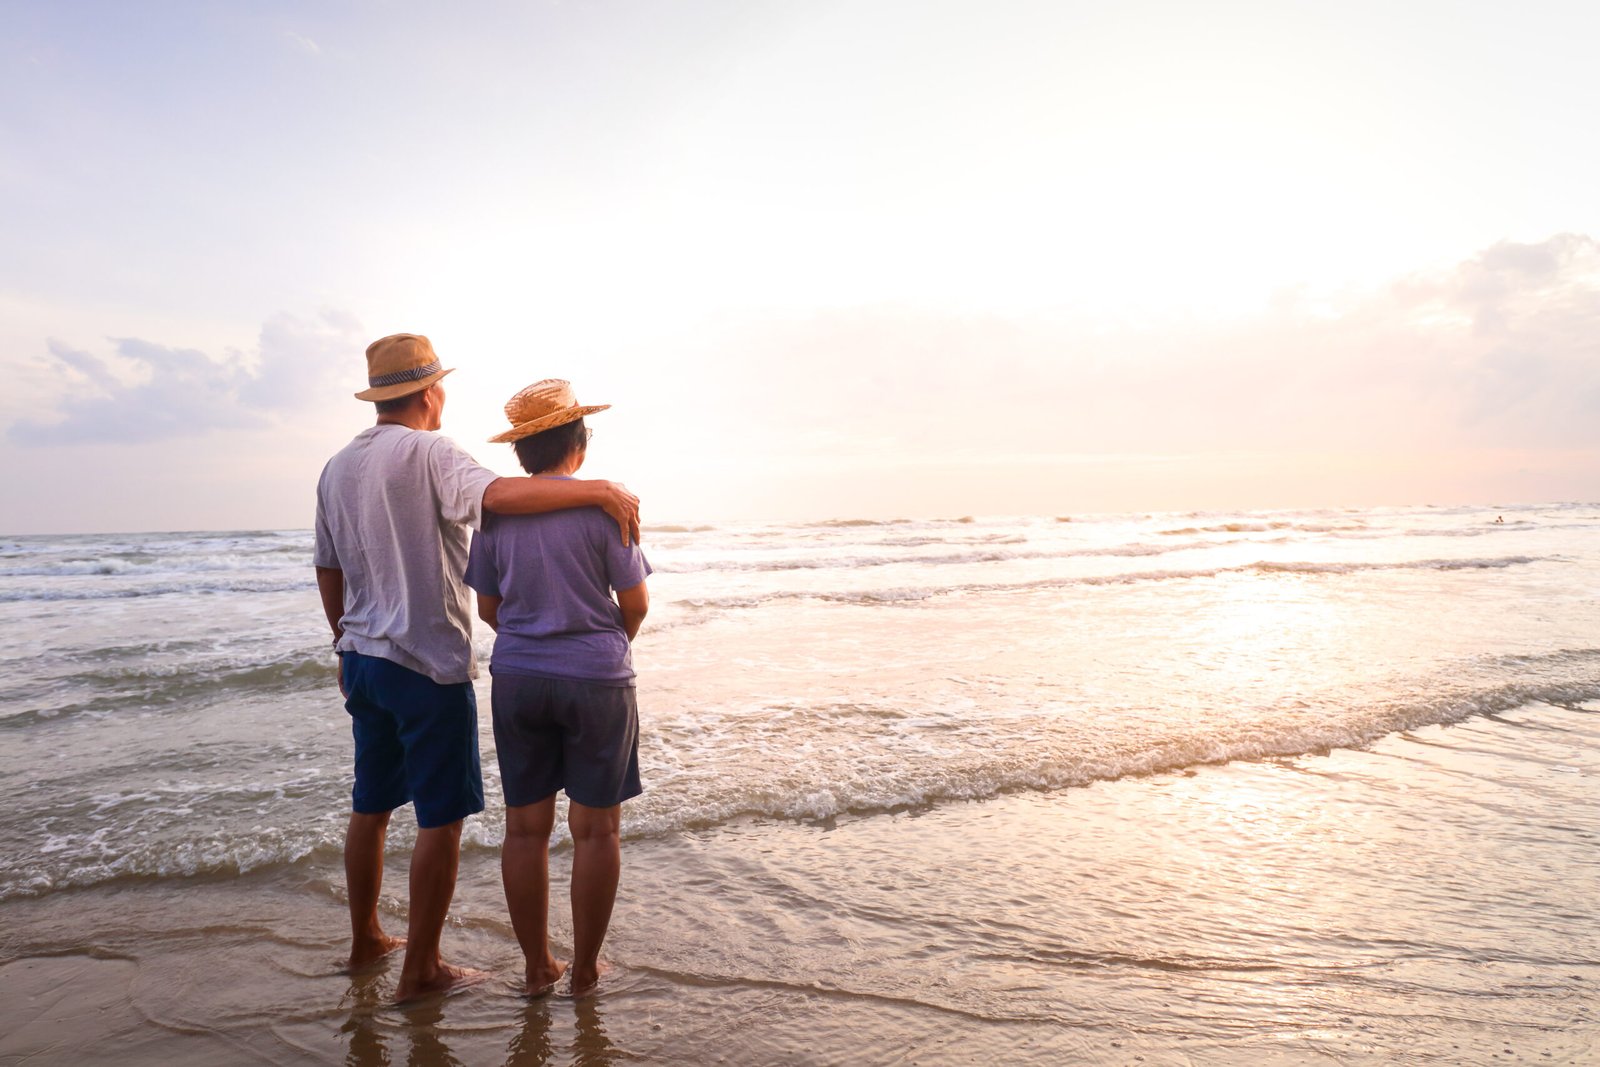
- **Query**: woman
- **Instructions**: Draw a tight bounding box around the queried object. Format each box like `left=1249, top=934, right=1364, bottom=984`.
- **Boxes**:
left=465, top=379, right=650, bottom=998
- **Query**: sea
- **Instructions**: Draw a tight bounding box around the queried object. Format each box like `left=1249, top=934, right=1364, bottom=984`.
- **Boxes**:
left=2, top=503, right=1597, bottom=1065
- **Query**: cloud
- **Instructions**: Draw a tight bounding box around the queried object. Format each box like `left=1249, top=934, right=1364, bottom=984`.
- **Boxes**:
left=618, top=233, right=1600, bottom=477
left=285, top=31, right=321, bottom=56
left=9, top=310, right=362, bottom=445
left=238, top=310, right=364, bottom=411
left=1361, top=233, right=1600, bottom=446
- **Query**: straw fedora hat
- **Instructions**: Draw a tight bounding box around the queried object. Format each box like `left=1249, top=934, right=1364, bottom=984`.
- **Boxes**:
left=489, top=380, right=610, bottom=443
left=354, top=333, right=454, bottom=402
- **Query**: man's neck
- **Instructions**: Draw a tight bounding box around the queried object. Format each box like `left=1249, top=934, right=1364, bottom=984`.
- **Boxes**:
left=375, top=413, right=431, bottom=431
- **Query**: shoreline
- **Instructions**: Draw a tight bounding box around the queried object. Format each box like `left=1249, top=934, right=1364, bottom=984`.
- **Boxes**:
left=5, top=704, right=1597, bottom=1066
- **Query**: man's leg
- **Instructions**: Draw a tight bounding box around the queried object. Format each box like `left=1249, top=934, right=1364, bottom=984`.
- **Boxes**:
left=382, top=661, right=486, bottom=1002
left=502, top=795, right=566, bottom=993
left=344, top=809, right=403, bottom=969
left=567, top=800, right=622, bottom=996
left=394, top=818, right=484, bottom=1001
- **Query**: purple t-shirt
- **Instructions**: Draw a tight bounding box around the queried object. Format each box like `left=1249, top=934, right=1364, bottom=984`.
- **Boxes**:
left=464, top=494, right=651, bottom=686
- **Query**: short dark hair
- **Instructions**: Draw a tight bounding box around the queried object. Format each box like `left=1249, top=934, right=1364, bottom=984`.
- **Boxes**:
left=373, top=391, right=426, bottom=416
left=513, top=418, right=586, bottom=475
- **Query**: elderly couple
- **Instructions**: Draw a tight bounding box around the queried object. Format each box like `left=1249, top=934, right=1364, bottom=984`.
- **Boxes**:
left=313, top=333, right=650, bottom=1002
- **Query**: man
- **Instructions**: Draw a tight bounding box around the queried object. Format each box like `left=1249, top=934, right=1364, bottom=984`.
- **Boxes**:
left=313, top=333, right=640, bottom=1002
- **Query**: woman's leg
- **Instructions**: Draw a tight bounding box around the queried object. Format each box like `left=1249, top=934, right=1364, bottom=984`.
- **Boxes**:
left=567, top=800, right=622, bottom=995
left=502, top=795, right=565, bottom=992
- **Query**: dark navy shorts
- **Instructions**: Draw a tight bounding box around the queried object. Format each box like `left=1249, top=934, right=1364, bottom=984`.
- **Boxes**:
left=341, top=651, right=485, bottom=829
left=490, top=672, right=642, bottom=809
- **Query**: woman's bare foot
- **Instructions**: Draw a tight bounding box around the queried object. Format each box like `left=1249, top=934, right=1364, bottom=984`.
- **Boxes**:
left=346, top=934, right=406, bottom=973
left=526, top=956, right=568, bottom=997
left=564, top=960, right=611, bottom=1000
left=394, top=962, right=489, bottom=1004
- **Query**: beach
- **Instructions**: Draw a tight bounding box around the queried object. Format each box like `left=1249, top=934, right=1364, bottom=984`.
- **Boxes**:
left=3, top=506, right=1599, bottom=1064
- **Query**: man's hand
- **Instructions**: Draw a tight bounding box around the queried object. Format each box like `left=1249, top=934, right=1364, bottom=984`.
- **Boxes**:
left=484, top=477, right=641, bottom=544
left=594, top=481, right=641, bottom=546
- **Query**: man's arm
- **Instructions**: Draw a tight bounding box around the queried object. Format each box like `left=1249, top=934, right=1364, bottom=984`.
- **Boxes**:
left=616, top=581, right=648, bottom=642
left=315, top=566, right=345, bottom=641
left=315, top=566, right=348, bottom=697
left=477, top=592, right=502, bottom=632
left=482, top=477, right=641, bottom=545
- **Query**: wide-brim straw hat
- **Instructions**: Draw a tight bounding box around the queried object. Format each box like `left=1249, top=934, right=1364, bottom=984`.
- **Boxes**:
left=354, top=333, right=455, bottom=402
left=489, top=379, right=610, bottom=443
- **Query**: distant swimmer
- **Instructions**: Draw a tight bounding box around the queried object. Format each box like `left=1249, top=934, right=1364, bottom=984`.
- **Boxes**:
left=1494, top=516, right=1505, bottom=524
left=314, top=334, right=639, bottom=1003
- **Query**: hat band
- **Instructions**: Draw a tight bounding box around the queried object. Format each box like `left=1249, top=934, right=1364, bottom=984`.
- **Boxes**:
left=368, top=359, right=442, bottom=388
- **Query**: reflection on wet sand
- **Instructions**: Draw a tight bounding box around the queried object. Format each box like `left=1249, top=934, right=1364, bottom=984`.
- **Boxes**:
left=339, top=978, right=467, bottom=1067
left=505, top=1000, right=553, bottom=1066
left=397, top=1000, right=463, bottom=1067
left=571, top=997, right=622, bottom=1067
left=336, top=973, right=624, bottom=1067
left=338, top=973, right=390, bottom=1067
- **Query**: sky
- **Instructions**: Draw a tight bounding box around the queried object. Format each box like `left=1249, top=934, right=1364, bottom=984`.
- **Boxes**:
left=3, top=0, right=1599, bottom=533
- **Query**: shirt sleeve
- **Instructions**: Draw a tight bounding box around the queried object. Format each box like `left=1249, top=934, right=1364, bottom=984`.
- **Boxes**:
left=601, top=514, right=652, bottom=593
left=312, top=465, right=340, bottom=569
left=428, top=435, right=500, bottom=529
left=463, top=525, right=500, bottom=596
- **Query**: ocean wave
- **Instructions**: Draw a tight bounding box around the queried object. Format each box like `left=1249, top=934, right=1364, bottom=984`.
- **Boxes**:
left=1159, top=521, right=1369, bottom=536
left=0, top=824, right=343, bottom=902
left=1249, top=556, right=1539, bottom=574
left=675, top=555, right=1548, bottom=610
left=0, top=575, right=313, bottom=603
left=0, top=551, right=307, bottom=578
left=873, top=534, right=1029, bottom=547
left=803, top=518, right=915, bottom=528
left=654, top=540, right=1211, bottom=574
left=606, top=674, right=1600, bottom=838
left=0, top=558, right=146, bottom=576
left=0, top=650, right=335, bottom=728
left=9, top=673, right=1595, bottom=900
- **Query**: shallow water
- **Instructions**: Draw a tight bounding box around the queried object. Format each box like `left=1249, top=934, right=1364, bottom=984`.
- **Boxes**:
left=5, top=712, right=1596, bottom=1064
left=3, top=504, right=1599, bottom=1062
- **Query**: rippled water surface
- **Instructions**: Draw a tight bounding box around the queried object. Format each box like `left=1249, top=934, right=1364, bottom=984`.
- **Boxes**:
left=2, top=503, right=1598, bottom=1063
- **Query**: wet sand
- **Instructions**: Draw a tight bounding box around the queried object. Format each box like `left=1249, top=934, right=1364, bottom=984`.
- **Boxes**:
left=4, top=705, right=1598, bottom=1066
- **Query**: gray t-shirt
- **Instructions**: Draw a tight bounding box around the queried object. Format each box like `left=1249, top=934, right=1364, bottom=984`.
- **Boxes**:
left=314, top=424, right=499, bottom=685
left=464, top=489, right=652, bottom=686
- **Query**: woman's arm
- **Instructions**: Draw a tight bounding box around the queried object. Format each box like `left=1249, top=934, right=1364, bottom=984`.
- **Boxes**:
left=616, top=581, right=648, bottom=641
left=477, top=592, right=502, bottom=632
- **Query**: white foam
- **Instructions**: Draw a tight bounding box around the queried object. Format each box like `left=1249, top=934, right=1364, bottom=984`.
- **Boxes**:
left=671, top=555, right=1548, bottom=612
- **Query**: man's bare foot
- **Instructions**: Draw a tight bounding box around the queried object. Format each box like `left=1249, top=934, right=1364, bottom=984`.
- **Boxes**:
left=394, top=962, right=490, bottom=1004
left=526, top=956, right=568, bottom=998
left=345, top=934, right=406, bottom=973
left=563, top=961, right=611, bottom=1000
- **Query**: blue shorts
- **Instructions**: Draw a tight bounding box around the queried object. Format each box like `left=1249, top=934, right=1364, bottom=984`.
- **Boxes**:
left=341, top=651, right=485, bottom=829
left=490, top=672, right=642, bottom=809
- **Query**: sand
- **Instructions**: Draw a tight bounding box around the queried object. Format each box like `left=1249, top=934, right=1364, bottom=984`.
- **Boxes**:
left=4, top=709, right=1598, bottom=1065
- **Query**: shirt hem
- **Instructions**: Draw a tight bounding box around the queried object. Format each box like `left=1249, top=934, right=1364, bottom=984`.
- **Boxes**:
left=487, top=665, right=637, bottom=688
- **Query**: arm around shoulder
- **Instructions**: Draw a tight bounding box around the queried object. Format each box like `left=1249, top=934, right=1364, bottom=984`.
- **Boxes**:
left=482, top=476, right=641, bottom=544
